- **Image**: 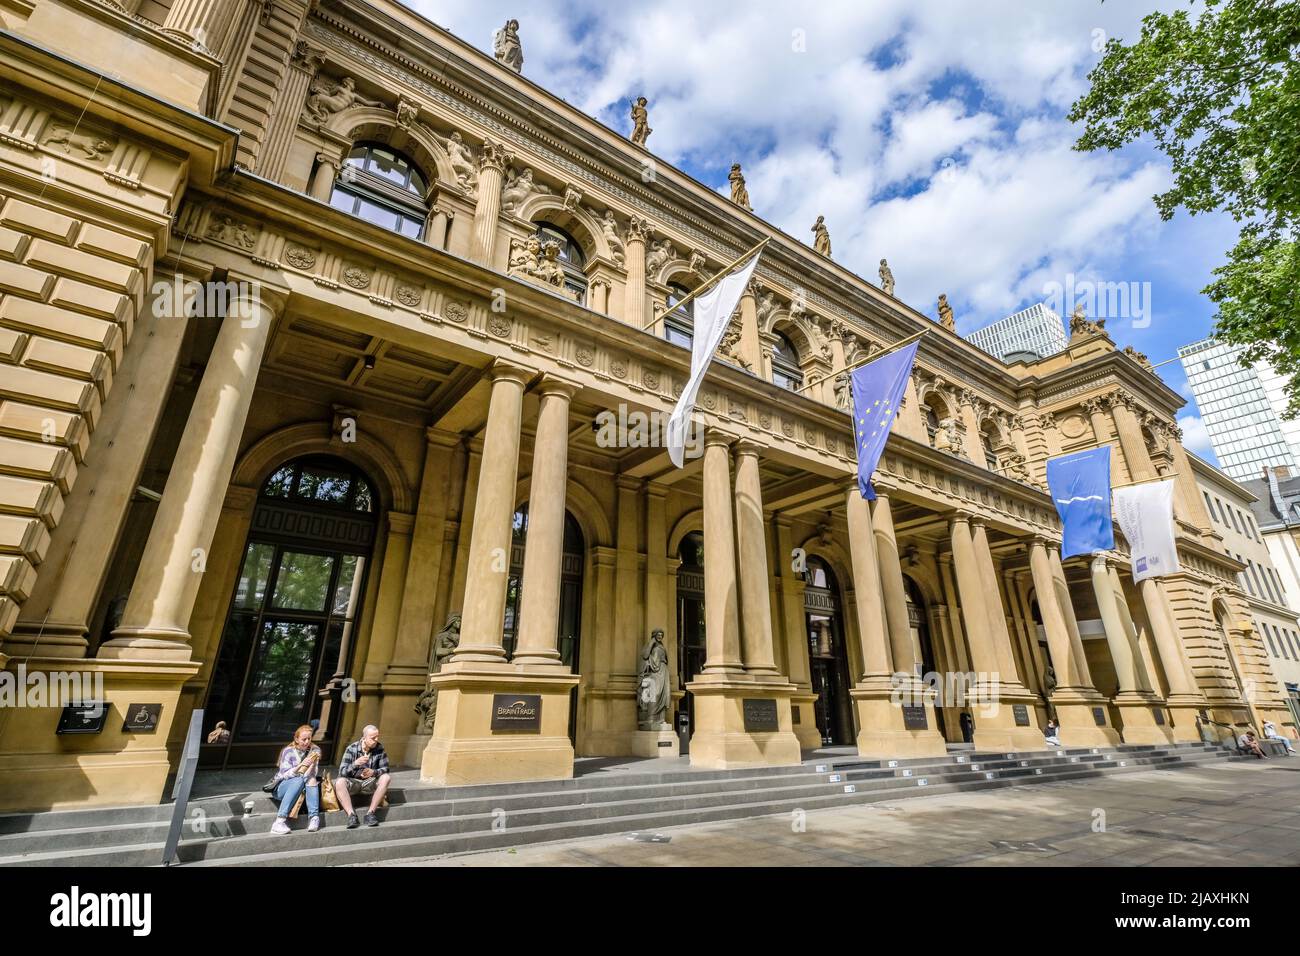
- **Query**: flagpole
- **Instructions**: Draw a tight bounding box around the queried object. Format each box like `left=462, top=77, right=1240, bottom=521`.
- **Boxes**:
left=641, top=237, right=770, bottom=333
left=796, top=328, right=928, bottom=394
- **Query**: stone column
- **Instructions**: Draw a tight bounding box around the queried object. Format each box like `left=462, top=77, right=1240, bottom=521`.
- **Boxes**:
left=1108, top=392, right=1155, bottom=482
left=949, top=513, right=1043, bottom=750
left=1046, top=546, right=1096, bottom=687
left=101, top=288, right=279, bottom=661
left=448, top=360, right=533, bottom=662
left=846, top=484, right=891, bottom=680
left=842, top=486, right=946, bottom=754
left=701, top=429, right=743, bottom=674
left=622, top=217, right=648, bottom=328
left=1083, top=398, right=1121, bottom=485
left=12, top=294, right=187, bottom=658
left=1140, top=577, right=1205, bottom=741
left=1091, top=556, right=1172, bottom=743
left=871, top=486, right=915, bottom=677
left=422, top=190, right=451, bottom=248
left=970, top=518, right=1025, bottom=686
left=513, top=376, right=579, bottom=667
left=775, top=516, right=820, bottom=749
left=160, top=0, right=231, bottom=50
left=469, top=140, right=512, bottom=267
left=644, top=484, right=669, bottom=639
left=1107, top=564, right=1155, bottom=694
left=733, top=440, right=777, bottom=674
left=308, top=151, right=341, bottom=202
left=1028, top=539, right=1084, bottom=686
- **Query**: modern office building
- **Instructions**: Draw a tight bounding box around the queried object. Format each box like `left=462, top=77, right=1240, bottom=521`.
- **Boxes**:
left=1178, top=337, right=1300, bottom=483
left=0, top=0, right=1292, bottom=817
left=965, top=302, right=1068, bottom=363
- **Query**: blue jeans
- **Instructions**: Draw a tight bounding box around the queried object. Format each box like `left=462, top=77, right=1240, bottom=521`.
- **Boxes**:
left=274, top=775, right=320, bottom=818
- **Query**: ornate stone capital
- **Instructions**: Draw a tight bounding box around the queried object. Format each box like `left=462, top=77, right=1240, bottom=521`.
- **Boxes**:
left=478, top=138, right=513, bottom=173
left=292, top=40, right=328, bottom=73
left=626, top=215, right=649, bottom=243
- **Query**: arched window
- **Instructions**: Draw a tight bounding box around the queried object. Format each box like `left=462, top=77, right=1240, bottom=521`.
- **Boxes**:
left=772, top=331, right=803, bottom=391
left=923, top=401, right=943, bottom=446
left=980, top=423, right=1001, bottom=470
left=535, top=222, right=588, bottom=303
left=664, top=283, right=694, bottom=348
left=330, top=142, right=429, bottom=239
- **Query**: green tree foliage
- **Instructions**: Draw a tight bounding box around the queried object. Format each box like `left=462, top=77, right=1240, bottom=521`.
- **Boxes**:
left=1069, top=0, right=1300, bottom=414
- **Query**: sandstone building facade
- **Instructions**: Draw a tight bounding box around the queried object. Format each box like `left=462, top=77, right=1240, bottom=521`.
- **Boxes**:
left=0, top=0, right=1293, bottom=812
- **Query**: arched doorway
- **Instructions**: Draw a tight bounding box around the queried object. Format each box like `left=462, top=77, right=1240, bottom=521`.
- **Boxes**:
left=804, top=558, right=853, bottom=745
left=675, top=532, right=706, bottom=733
left=201, top=455, right=378, bottom=768
left=503, top=504, right=585, bottom=740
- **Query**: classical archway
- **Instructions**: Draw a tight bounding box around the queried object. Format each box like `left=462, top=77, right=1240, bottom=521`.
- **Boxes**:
left=675, top=531, right=706, bottom=736
left=201, top=455, right=379, bottom=769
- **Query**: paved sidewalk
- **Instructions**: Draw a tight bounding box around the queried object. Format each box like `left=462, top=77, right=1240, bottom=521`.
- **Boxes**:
left=377, top=760, right=1300, bottom=867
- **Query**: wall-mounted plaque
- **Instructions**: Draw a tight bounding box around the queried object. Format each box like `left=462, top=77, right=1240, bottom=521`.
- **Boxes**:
left=1153, top=708, right=1166, bottom=726
left=123, top=703, right=162, bottom=733
left=490, top=694, right=542, bottom=732
left=792, top=706, right=800, bottom=725
left=1012, top=704, right=1030, bottom=727
left=902, top=705, right=928, bottom=730
left=56, top=702, right=107, bottom=735
left=1092, top=707, right=1107, bottom=727
left=742, top=698, right=778, bottom=732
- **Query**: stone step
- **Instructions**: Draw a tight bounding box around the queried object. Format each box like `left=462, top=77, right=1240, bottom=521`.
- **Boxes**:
left=0, top=744, right=1238, bottom=866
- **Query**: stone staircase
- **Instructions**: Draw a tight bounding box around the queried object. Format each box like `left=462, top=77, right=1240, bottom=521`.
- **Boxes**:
left=0, top=741, right=1242, bottom=867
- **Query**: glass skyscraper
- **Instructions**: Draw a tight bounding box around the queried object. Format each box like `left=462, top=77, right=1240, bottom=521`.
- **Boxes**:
left=1179, top=337, right=1300, bottom=482
left=966, top=302, right=1068, bottom=362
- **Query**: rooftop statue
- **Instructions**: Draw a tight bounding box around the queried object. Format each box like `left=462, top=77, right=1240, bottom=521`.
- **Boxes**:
left=493, top=19, right=524, bottom=73
left=630, top=96, right=652, bottom=146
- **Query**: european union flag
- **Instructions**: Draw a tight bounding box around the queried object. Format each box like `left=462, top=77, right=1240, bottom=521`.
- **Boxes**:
left=1046, top=446, right=1114, bottom=558
left=850, top=341, right=919, bottom=500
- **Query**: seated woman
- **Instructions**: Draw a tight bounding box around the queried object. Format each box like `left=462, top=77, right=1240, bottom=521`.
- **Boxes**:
left=270, top=724, right=323, bottom=834
left=1043, top=719, right=1061, bottom=747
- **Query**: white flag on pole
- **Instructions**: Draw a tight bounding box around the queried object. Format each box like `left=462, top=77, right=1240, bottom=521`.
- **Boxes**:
left=1113, top=479, right=1181, bottom=582
left=666, top=251, right=762, bottom=467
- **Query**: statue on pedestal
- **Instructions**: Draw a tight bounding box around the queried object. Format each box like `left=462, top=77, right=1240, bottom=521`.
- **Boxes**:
left=637, top=628, right=672, bottom=730
left=414, top=612, right=461, bottom=732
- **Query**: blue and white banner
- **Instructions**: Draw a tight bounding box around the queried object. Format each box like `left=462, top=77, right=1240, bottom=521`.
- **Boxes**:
left=1046, top=446, right=1114, bottom=558
left=850, top=340, right=919, bottom=500
left=1113, top=479, right=1180, bottom=582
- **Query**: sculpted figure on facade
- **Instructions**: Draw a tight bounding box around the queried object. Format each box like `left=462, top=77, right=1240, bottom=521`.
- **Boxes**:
left=41, top=123, right=114, bottom=160
left=598, top=209, right=625, bottom=266
left=937, top=293, right=955, bottom=332
left=1069, top=303, right=1106, bottom=339
left=1123, top=344, right=1155, bottom=371
left=645, top=237, right=676, bottom=276
left=755, top=289, right=777, bottom=329
left=629, top=96, right=652, bottom=146
left=811, top=215, right=831, bottom=256
left=500, top=166, right=548, bottom=215
left=934, top=417, right=963, bottom=455
left=833, top=372, right=852, bottom=409
left=435, top=131, right=479, bottom=192
left=302, top=75, right=384, bottom=125
left=878, top=258, right=895, bottom=296
left=637, top=629, right=671, bottom=730
left=728, top=163, right=752, bottom=210
left=395, top=95, right=419, bottom=130
left=719, top=322, right=751, bottom=370
left=414, top=612, right=462, bottom=731
left=493, top=19, right=524, bottom=73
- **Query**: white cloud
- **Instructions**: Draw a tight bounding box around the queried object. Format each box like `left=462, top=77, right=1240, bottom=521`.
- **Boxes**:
left=1178, top=414, right=1215, bottom=459
left=405, top=0, right=1234, bottom=340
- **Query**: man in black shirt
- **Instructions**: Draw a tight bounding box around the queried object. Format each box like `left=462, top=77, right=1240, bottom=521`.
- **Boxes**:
left=335, top=724, right=392, bottom=828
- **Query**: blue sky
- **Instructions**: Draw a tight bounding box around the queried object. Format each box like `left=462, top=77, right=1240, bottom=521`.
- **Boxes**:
left=407, top=0, right=1231, bottom=462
